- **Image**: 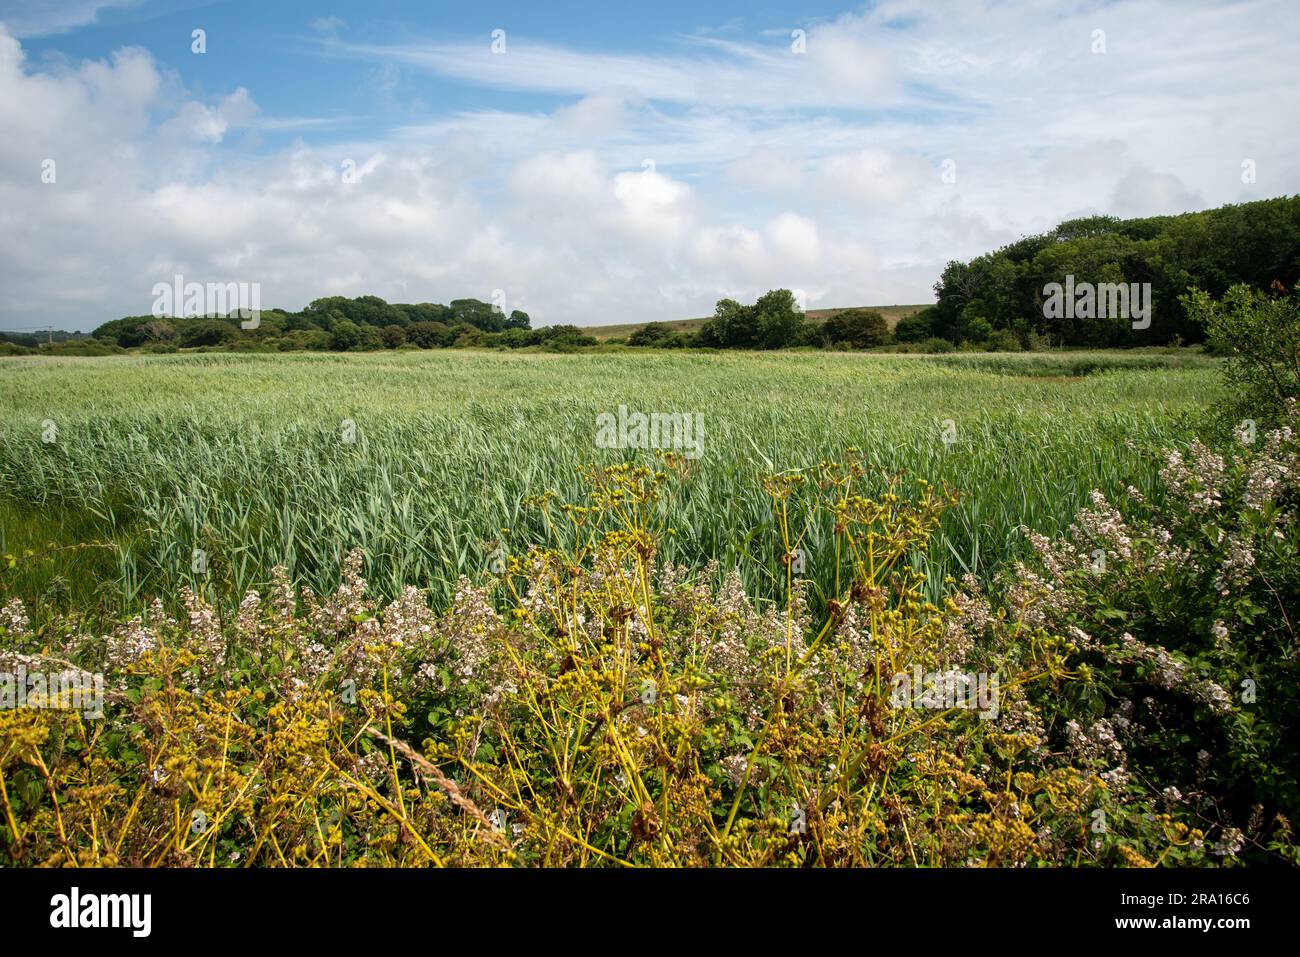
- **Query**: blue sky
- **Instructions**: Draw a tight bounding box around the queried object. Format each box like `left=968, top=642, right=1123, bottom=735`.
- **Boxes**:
left=1, top=0, right=1297, bottom=330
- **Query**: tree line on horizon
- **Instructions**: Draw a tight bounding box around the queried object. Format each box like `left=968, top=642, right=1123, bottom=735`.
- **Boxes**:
left=4, top=195, right=1297, bottom=357
left=931, top=194, right=1300, bottom=348
left=76, top=295, right=587, bottom=355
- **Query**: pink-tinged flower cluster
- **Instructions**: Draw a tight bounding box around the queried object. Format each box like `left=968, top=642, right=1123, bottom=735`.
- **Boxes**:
left=305, top=548, right=371, bottom=640
left=437, top=577, right=503, bottom=685
left=1213, top=539, right=1256, bottom=595
left=1071, top=491, right=1136, bottom=562
left=181, top=586, right=226, bottom=678
left=1242, top=421, right=1297, bottom=511
left=1116, top=633, right=1232, bottom=713
left=105, top=614, right=161, bottom=669
left=940, top=574, right=990, bottom=667
left=1160, top=440, right=1227, bottom=514
left=0, top=598, right=30, bottom=638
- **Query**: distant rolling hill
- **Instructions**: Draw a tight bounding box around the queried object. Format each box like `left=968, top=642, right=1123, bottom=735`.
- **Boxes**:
left=583, top=304, right=931, bottom=340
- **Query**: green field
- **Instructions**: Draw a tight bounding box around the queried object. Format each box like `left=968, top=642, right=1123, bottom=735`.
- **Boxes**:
left=0, top=349, right=1220, bottom=620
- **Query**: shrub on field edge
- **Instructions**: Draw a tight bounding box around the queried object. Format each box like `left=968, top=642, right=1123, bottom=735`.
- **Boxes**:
left=1007, top=400, right=1300, bottom=861
left=987, top=329, right=1023, bottom=352
left=921, top=337, right=957, bottom=354
left=1185, top=284, right=1300, bottom=427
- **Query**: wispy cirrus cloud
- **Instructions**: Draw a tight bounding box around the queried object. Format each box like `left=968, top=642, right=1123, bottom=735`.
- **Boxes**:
left=331, top=25, right=902, bottom=113
left=0, top=0, right=142, bottom=37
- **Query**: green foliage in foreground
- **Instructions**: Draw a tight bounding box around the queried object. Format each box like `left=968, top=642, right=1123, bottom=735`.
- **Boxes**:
left=2, top=411, right=1295, bottom=866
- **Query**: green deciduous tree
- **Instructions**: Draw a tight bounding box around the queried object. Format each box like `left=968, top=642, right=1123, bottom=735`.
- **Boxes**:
left=753, top=289, right=805, bottom=349
left=1185, top=284, right=1300, bottom=425
left=821, top=308, right=889, bottom=349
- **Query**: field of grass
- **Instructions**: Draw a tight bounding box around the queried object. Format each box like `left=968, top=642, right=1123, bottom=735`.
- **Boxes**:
left=0, top=349, right=1220, bottom=621
left=584, top=303, right=930, bottom=339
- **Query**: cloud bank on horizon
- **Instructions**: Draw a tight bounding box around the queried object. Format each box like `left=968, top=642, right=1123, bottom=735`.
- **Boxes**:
left=0, top=0, right=1296, bottom=331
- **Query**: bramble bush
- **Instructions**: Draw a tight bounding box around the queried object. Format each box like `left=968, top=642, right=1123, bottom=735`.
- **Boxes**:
left=1004, top=400, right=1300, bottom=863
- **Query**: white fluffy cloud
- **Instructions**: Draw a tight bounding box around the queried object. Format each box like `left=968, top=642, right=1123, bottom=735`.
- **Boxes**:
left=815, top=149, right=930, bottom=208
